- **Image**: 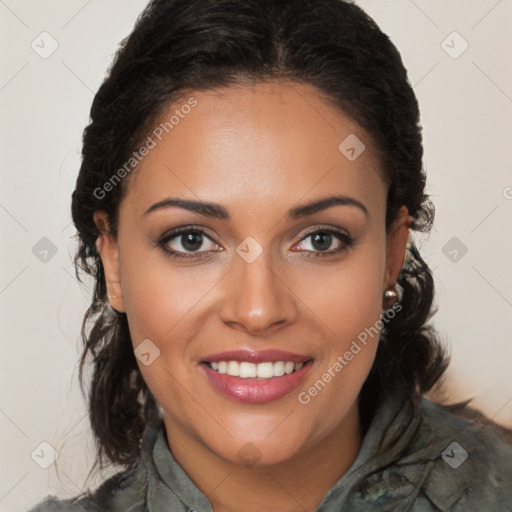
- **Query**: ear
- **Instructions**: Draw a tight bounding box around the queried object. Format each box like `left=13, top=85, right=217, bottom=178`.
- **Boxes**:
left=93, top=210, right=126, bottom=313
left=383, top=205, right=413, bottom=288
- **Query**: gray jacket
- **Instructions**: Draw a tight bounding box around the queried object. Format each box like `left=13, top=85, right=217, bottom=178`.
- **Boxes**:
left=28, top=392, right=512, bottom=511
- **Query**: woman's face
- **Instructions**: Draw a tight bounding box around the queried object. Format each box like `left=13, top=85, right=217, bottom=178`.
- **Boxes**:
left=95, top=81, right=410, bottom=466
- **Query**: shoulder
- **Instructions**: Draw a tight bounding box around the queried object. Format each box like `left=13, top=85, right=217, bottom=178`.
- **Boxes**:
left=412, top=398, right=512, bottom=511
left=26, top=496, right=92, bottom=512
left=26, top=462, right=148, bottom=512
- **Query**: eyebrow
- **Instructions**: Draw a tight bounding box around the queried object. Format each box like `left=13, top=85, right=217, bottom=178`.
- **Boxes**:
left=143, top=194, right=368, bottom=220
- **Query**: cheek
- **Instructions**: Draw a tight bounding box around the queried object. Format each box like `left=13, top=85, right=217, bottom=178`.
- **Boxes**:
left=299, top=240, right=386, bottom=350
left=293, top=240, right=386, bottom=419
left=120, top=247, right=222, bottom=344
left=118, top=250, right=225, bottom=405
left=119, top=254, right=209, bottom=417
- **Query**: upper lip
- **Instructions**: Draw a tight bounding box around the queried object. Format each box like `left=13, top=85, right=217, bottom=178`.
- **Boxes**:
left=202, top=349, right=312, bottom=364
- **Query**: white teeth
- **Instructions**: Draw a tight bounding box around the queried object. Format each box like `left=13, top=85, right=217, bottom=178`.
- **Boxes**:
left=239, top=362, right=257, bottom=378
left=227, top=361, right=239, bottom=376
left=257, top=362, right=274, bottom=378
left=273, top=361, right=285, bottom=377
left=209, top=360, right=306, bottom=379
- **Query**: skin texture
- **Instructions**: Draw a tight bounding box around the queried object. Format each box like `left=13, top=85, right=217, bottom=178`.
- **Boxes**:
left=94, top=80, right=411, bottom=512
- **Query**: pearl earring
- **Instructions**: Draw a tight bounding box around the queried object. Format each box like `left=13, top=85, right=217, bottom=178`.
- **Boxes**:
left=383, top=284, right=402, bottom=309
left=383, top=288, right=398, bottom=302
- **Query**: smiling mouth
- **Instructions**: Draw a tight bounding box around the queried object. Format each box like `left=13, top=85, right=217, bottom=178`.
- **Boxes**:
left=201, top=355, right=314, bottom=403
left=204, top=360, right=311, bottom=379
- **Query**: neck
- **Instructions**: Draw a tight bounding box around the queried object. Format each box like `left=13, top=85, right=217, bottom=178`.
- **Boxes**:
left=163, top=401, right=362, bottom=512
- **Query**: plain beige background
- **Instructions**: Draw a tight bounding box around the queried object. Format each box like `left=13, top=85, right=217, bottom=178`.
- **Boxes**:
left=1, top=1, right=511, bottom=510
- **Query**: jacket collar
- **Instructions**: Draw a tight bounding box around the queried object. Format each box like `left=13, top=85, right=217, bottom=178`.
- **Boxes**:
left=142, top=390, right=473, bottom=511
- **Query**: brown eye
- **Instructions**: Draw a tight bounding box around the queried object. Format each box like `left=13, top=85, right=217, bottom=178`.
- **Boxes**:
left=158, top=226, right=222, bottom=260
left=179, top=231, right=204, bottom=252
left=310, top=232, right=333, bottom=251
left=290, top=227, right=355, bottom=258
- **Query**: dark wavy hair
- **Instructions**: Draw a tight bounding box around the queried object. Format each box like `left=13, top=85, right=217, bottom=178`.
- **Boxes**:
left=71, top=0, right=449, bottom=475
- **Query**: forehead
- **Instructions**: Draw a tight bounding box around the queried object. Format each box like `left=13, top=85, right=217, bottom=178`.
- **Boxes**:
left=121, top=81, right=386, bottom=220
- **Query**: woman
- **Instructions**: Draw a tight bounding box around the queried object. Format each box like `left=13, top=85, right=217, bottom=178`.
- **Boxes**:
left=29, top=0, right=512, bottom=510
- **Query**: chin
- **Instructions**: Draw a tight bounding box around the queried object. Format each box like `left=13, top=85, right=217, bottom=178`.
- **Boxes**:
left=213, top=434, right=308, bottom=468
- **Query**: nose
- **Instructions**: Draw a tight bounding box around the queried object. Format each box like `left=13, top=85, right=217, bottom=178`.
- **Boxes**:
left=219, top=252, right=298, bottom=336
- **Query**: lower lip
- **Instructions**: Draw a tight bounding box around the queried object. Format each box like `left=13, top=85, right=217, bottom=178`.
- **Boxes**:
left=202, top=361, right=313, bottom=403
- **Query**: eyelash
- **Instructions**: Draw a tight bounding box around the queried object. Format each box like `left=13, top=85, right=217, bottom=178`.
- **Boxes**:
left=297, top=226, right=355, bottom=258
left=156, top=225, right=355, bottom=261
